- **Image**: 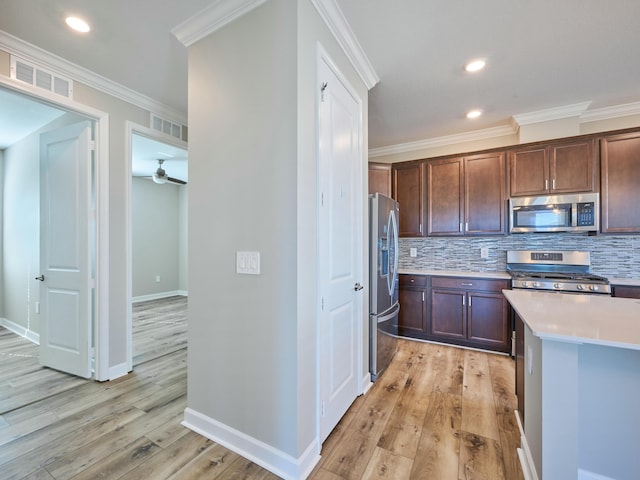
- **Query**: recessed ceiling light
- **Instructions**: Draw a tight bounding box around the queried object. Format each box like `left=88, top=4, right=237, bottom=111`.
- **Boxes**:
left=466, top=109, right=483, bottom=119
left=465, top=59, right=486, bottom=73
left=65, top=16, right=91, bottom=33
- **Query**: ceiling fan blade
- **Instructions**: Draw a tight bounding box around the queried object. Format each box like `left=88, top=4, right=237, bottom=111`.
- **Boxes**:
left=167, top=176, right=187, bottom=185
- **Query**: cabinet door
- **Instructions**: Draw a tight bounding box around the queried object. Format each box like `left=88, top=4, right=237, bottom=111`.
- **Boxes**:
left=550, top=139, right=595, bottom=193
left=430, top=289, right=466, bottom=340
left=427, top=158, right=464, bottom=236
left=368, top=162, right=391, bottom=196
left=509, top=146, right=549, bottom=196
left=398, top=286, right=427, bottom=339
left=601, top=132, right=640, bottom=233
left=465, top=152, right=506, bottom=235
left=467, top=291, right=509, bottom=352
left=392, top=162, right=424, bottom=237
left=612, top=285, right=640, bottom=299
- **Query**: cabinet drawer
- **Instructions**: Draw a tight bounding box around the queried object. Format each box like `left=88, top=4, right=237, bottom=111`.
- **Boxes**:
left=399, top=274, right=428, bottom=286
left=430, top=276, right=509, bottom=292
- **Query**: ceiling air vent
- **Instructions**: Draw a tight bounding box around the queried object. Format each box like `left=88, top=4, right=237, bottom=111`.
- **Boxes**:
left=150, top=113, right=187, bottom=142
left=10, top=56, right=73, bottom=98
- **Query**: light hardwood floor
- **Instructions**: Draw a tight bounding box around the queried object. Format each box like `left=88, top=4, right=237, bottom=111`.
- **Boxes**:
left=0, top=297, right=522, bottom=479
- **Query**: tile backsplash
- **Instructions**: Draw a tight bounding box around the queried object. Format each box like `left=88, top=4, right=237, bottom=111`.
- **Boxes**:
left=399, top=234, right=640, bottom=279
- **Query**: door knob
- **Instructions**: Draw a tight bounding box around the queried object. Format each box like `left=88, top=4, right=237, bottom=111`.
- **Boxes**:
left=354, top=282, right=364, bottom=291
left=35, top=275, right=45, bottom=281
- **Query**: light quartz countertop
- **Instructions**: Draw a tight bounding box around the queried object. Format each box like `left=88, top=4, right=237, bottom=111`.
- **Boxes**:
left=503, top=289, right=640, bottom=350
left=398, top=268, right=511, bottom=280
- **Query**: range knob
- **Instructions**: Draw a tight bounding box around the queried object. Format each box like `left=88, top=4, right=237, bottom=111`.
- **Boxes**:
left=577, top=284, right=586, bottom=291
left=553, top=283, right=563, bottom=289
left=521, top=281, right=530, bottom=288
left=533, top=281, right=541, bottom=288
left=589, top=284, right=599, bottom=292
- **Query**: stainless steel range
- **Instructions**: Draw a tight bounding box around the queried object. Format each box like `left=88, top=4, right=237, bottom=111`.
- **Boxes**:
left=506, top=250, right=611, bottom=295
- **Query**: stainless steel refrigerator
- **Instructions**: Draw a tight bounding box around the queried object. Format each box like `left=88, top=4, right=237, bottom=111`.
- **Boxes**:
left=369, top=193, right=400, bottom=381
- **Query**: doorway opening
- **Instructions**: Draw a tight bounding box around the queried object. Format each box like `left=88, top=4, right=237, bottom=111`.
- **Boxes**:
left=127, top=126, right=188, bottom=369
left=0, top=83, right=107, bottom=379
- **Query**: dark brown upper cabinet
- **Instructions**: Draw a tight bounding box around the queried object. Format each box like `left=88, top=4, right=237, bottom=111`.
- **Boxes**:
left=427, top=152, right=506, bottom=236
left=392, top=162, right=425, bottom=237
left=600, top=131, right=640, bottom=233
left=368, top=162, right=392, bottom=197
left=509, top=139, right=596, bottom=196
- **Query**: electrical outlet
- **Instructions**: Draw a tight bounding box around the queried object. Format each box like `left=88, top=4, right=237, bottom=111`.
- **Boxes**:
left=480, top=246, right=489, bottom=259
left=410, top=248, right=417, bottom=257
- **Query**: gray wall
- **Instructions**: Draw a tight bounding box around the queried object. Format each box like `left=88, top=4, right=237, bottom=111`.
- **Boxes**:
left=131, top=177, right=187, bottom=299
left=399, top=233, right=640, bottom=280
left=186, top=0, right=368, bottom=466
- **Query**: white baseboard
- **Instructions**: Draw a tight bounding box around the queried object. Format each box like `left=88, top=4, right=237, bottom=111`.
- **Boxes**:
left=515, top=410, right=539, bottom=480
left=361, top=373, right=373, bottom=395
left=108, top=362, right=132, bottom=381
left=0, top=317, right=40, bottom=344
left=132, top=290, right=188, bottom=303
left=182, top=407, right=321, bottom=480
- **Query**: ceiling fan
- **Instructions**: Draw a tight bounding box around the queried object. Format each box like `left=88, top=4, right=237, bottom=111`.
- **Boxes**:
left=151, top=159, right=186, bottom=185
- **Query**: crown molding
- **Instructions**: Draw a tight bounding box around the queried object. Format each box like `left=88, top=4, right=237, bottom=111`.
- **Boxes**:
left=369, top=125, right=517, bottom=158
left=172, top=0, right=268, bottom=47
left=311, top=0, right=379, bottom=89
left=580, top=100, right=640, bottom=123
left=512, top=101, right=592, bottom=126
left=0, top=30, right=186, bottom=124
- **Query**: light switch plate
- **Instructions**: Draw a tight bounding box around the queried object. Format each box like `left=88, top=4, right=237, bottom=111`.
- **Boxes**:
left=236, top=251, right=261, bottom=275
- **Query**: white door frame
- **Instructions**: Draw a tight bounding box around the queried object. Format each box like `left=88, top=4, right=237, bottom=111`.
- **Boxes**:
left=124, top=122, right=188, bottom=371
left=316, top=44, right=366, bottom=444
left=0, top=77, right=110, bottom=381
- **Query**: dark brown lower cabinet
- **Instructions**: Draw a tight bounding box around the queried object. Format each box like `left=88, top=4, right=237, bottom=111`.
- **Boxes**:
left=612, top=284, right=640, bottom=299
left=429, top=276, right=510, bottom=353
left=398, top=274, right=428, bottom=339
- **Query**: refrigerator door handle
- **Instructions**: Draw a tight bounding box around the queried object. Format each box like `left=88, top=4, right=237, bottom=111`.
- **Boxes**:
left=377, top=304, right=400, bottom=324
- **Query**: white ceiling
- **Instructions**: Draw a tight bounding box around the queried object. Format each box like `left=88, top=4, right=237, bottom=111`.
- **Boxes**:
left=1, top=0, right=639, bottom=152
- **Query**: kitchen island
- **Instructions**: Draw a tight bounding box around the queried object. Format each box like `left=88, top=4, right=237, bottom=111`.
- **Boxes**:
left=503, top=290, right=640, bottom=480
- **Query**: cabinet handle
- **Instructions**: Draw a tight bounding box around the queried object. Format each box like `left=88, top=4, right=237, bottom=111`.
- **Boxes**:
left=545, top=179, right=549, bottom=190
left=465, top=222, right=469, bottom=232
left=462, top=296, right=465, bottom=306
left=422, top=292, right=425, bottom=302
left=459, top=223, right=463, bottom=232
left=552, top=178, right=556, bottom=190
left=469, top=296, right=472, bottom=307
left=461, top=282, right=473, bottom=286
left=419, top=223, right=423, bottom=233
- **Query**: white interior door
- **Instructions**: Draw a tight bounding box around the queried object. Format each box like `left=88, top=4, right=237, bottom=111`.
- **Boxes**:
left=39, top=121, right=93, bottom=379
left=318, top=55, right=363, bottom=443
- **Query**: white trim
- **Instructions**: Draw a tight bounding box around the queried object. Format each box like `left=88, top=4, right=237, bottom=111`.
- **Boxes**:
left=580, top=100, right=640, bottom=123
left=0, top=30, right=186, bottom=125
left=182, top=408, right=321, bottom=480
left=108, top=362, right=131, bottom=381
left=132, top=291, right=188, bottom=304
left=311, top=0, right=379, bottom=90
left=0, top=317, right=40, bottom=344
left=368, top=124, right=517, bottom=158
left=515, top=410, right=539, bottom=480
left=512, top=101, right=593, bottom=126
left=172, top=0, right=269, bottom=47
left=0, top=76, right=110, bottom=382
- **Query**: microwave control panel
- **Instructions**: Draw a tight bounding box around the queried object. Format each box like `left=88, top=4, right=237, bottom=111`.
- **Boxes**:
left=576, top=202, right=596, bottom=226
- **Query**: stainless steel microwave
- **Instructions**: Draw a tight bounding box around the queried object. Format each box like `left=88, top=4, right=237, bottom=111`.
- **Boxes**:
left=509, top=193, right=600, bottom=233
